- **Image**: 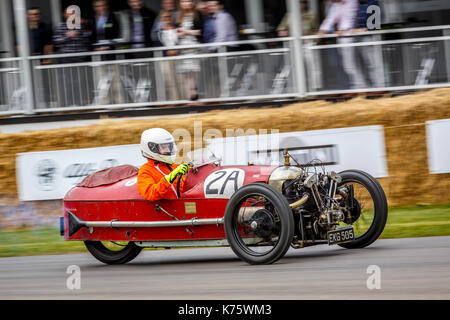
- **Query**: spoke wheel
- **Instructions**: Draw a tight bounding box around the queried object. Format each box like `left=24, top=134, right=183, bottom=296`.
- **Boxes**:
left=224, top=183, right=294, bottom=265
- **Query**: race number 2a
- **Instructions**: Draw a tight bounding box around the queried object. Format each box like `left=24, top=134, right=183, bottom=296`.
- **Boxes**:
left=204, top=169, right=245, bottom=199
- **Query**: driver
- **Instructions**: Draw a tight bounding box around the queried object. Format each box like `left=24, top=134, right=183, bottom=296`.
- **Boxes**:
left=137, top=128, right=190, bottom=201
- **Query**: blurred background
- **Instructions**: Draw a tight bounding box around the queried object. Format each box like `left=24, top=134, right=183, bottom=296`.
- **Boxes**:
left=0, top=0, right=450, bottom=113
left=0, top=0, right=450, bottom=256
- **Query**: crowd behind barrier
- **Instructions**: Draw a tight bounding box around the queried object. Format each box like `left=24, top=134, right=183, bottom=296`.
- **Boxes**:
left=1, top=0, right=450, bottom=114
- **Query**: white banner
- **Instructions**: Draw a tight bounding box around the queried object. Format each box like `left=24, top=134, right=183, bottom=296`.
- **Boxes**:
left=207, top=125, right=388, bottom=178
left=16, top=144, right=145, bottom=201
left=16, top=125, right=389, bottom=201
left=426, top=118, right=450, bottom=174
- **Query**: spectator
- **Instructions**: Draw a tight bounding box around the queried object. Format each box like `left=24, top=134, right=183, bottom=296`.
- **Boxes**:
left=53, top=5, right=91, bottom=62
left=126, top=0, right=157, bottom=48
left=90, top=0, right=120, bottom=51
left=200, top=1, right=215, bottom=45
left=206, top=0, right=238, bottom=52
left=159, top=10, right=179, bottom=49
left=52, top=6, right=92, bottom=107
left=196, top=1, right=209, bottom=17
left=176, top=0, right=204, bottom=101
left=27, top=7, right=53, bottom=62
left=195, top=1, right=221, bottom=98
left=27, top=6, right=53, bottom=109
left=276, top=0, right=322, bottom=91
left=277, top=0, right=318, bottom=37
left=352, top=0, right=385, bottom=88
left=318, top=0, right=366, bottom=89
left=151, top=0, right=179, bottom=47
left=90, top=0, right=124, bottom=106
left=158, top=10, right=182, bottom=100
left=355, top=0, right=379, bottom=31
left=196, top=1, right=219, bottom=97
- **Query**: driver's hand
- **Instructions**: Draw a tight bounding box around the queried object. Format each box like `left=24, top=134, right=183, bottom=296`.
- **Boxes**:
left=164, top=163, right=190, bottom=184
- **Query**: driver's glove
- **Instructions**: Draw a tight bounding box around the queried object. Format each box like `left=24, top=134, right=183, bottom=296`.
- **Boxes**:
left=164, top=163, right=190, bottom=184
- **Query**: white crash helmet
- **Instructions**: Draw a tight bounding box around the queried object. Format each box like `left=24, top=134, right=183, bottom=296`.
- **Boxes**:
left=140, top=128, right=177, bottom=164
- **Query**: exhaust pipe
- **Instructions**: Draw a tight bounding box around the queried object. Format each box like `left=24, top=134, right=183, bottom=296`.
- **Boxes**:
left=289, top=194, right=309, bottom=209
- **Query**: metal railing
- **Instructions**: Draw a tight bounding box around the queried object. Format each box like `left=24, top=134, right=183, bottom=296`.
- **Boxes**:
left=302, top=25, right=450, bottom=94
left=1, top=25, right=450, bottom=115
left=23, top=37, right=296, bottom=113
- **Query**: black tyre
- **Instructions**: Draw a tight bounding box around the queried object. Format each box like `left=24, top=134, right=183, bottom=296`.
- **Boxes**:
left=84, top=241, right=142, bottom=265
left=224, top=183, right=294, bottom=265
left=337, top=170, right=388, bottom=249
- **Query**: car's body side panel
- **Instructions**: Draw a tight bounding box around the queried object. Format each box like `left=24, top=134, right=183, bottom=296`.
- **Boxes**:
left=63, top=164, right=277, bottom=241
left=64, top=199, right=228, bottom=241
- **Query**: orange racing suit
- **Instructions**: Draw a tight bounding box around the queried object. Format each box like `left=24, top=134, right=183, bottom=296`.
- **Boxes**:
left=137, top=159, right=185, bottom=201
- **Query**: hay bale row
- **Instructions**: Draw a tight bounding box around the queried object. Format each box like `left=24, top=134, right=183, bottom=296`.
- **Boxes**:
left=1, top=88, right=450, bottom=209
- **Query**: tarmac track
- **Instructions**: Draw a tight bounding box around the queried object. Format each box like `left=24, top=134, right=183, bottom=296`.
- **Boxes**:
left=1, top=236, right=449, bottom=300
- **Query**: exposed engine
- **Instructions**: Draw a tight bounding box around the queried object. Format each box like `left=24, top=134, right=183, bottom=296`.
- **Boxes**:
left=268, top=156, right=360, bottom=247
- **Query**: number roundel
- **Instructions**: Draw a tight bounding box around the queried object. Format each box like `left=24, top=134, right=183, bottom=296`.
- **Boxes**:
left=204, top=168, right=245, bottom=199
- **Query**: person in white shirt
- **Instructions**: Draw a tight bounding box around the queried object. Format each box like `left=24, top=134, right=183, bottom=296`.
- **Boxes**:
left=318, top=0, right=367, bottom=89
left=158, top=10, right=182, bottom=101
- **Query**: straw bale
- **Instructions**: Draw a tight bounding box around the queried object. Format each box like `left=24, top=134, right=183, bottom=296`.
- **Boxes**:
left=1, top=88, right=450, bottom=208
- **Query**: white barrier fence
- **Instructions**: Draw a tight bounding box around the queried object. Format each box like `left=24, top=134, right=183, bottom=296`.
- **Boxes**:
left=426, top=118, right=450, bottom=174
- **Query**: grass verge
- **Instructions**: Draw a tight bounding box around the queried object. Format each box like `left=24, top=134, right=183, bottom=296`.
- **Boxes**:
left=380, top=204, right=450, bottom=239
left=1, top=204, right=449, bottom=257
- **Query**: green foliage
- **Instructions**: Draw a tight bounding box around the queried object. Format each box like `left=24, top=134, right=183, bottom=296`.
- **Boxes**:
left=0, top=226, right=86, bottom=257
left=380, top=204, right=450, bottom=239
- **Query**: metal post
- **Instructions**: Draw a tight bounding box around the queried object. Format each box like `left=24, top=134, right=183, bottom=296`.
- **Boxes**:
left=0, top=0, right=15, bottom=57
left=444, top=29, right=450, bottom=82
left=218, top=46, right=230, bottom=97
left=13, top=0, right=35, bottom=114
left=244, top=0, right=265, bottom=33
left=287, top=0, right=307, bottom=97
left=50, top=0, right=62, bottom=28
left=154, top=50, right=167, bottom=102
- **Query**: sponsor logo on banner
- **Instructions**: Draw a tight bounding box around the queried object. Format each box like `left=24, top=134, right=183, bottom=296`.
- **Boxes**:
left=63, top=159, right=118, bottom=181
left=34, top=159, right=58, bottom=191
left=250, top=144, right=339, bottom=167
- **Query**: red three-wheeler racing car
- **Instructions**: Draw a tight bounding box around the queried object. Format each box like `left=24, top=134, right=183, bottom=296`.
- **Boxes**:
left=61, top=148, right=388, bottom=265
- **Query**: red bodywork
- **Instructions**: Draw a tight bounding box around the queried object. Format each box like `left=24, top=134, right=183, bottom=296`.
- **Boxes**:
left=63, top=164, right=276, bottom=242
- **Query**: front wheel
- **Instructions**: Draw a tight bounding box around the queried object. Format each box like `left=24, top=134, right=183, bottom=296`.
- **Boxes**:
left=224, top=183, right=294, bottom=265
left=84, top=241, right=142, bottom=265
left=337, top=170, right=388, bottom=249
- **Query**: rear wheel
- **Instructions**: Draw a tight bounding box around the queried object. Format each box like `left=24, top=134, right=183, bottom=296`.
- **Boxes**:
left=84, top=241, right=142, bottom=265
left=224, top=183, right=294, bottom=265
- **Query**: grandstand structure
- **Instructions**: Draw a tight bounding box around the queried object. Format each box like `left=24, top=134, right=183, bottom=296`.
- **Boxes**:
left=0, top=0, right=450, bottom=120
